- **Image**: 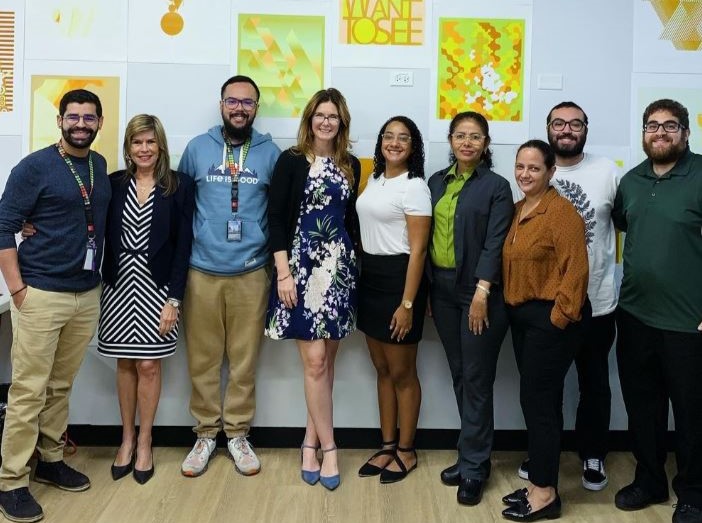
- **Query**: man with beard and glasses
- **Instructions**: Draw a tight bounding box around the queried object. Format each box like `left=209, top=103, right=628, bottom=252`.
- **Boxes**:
left=177, top=75, right=280, bottom=478
left=613, top=99, right=702, bottom=523
left=0, top=89, right=110, bottom=523
left=515, top=101, right=621, bottom=493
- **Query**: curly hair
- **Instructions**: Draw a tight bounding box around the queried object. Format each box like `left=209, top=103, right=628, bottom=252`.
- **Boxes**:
left=372, top=116, right=425, bottom=179
left=447, top=111, right=493, bottom=169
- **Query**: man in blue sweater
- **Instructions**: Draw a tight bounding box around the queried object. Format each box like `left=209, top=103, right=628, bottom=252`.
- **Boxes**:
left=0, top=89, right=110, bottom=523
left=178, top=75, right=280, bottom=478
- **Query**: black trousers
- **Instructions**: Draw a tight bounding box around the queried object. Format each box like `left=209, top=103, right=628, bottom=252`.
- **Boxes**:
left=616, top=307, right=702, bottom=506
left=430, top=268, right=509, bottom=480
left=509, top=299, right=590, bottom=488
left=574, top=311, right=616, bottom=461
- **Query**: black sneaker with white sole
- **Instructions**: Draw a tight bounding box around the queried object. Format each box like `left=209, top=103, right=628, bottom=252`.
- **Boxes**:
left=0, top=487, right=43, bottom=522
left=33, top=460, right=90, bottom=492
left=582, top=458, right=608, bottom=491
left=517, top=458, right=529, bottom=480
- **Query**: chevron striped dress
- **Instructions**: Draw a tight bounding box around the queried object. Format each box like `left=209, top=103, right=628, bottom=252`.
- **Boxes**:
left=97, top=180, right=178, bottom=359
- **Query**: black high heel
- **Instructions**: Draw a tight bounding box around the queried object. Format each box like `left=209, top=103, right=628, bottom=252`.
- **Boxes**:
left=379, top=446, right=417, bottom=484
left=133, top=448, right=155, bottom=485
left=358, top=440, right=397, bottom=477
left=111, top=442, right=135, bottom=481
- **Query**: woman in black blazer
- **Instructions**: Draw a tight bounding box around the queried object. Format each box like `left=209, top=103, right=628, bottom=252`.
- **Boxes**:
left=99, top=114, right=194, bottom=484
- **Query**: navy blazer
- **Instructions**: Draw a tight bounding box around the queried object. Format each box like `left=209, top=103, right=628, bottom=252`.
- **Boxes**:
left=426, top=163, right=514, bottom=294
left=102, top=170, right=195, bottom=300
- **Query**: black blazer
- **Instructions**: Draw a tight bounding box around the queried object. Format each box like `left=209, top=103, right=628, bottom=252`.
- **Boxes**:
left=268, top=149, right=361, bottom=256
left=102, top=170, right=195, bottom=300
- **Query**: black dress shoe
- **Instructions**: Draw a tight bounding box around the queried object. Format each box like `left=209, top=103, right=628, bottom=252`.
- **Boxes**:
left=457, top=478, right=485, bottom=506
left=133, top=450, right=155, bottom=485
left=111, top=451, right=135, bottom=481
left=502, top=487, right=529, bottom=505
left=614, top=483, right=668, bottom=511
left=502, top=495, right=561, bottom=521
left=440, top=463, right=461, bottom=486
left=673, top=503, right=702, bottom=523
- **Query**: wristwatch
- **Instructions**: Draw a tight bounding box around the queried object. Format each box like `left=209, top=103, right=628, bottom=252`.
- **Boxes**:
left=402, top=300, right=413, bottom=310
left=166, top=298, right=181, bottom=308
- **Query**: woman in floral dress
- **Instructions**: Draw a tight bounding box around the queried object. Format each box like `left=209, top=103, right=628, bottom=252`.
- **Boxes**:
left=266, top=88, right=360, bottom=490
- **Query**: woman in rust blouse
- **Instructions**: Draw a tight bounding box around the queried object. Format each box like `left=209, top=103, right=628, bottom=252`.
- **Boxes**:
left=500, top=140, right=590, bottom=522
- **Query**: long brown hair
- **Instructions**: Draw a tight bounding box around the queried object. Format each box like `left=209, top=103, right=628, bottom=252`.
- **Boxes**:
left=292, top=88, right=354, bottom=185
left=123, top=114, right=179, bottom=196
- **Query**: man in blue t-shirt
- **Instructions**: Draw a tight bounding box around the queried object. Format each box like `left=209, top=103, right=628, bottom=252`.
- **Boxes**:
left=0, top=89, right=111, bottom=523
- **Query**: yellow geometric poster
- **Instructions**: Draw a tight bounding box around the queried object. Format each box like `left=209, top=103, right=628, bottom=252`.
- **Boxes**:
left=358, top=157, right=375, bottom=194
left=238, top=14, right=325, bottom=118
left=340, top=0, right=424, bottom=45
left=30, top=76, right=120, bottom=172
left=645, top=0, right=702, bottom=50
left=437, top=18, right=525, bottom=122
left=0, top=10, right=15, bottom=113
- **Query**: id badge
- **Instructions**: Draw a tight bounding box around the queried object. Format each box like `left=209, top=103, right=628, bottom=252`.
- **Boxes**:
left=227, top=219, right=242, bottom=242
left=83, top=241, right=96, bottom=271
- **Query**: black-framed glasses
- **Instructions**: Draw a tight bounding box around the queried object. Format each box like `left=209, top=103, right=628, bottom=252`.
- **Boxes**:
left=643, top=120, right=685, bottom=133
left=312, top=112, right=341, bottom=124
left=549, top=118, right=586, bottom=132
left=222, top=97, right=258, bottom=111
left=381, top=132, right=411, bottom=144
left=62, top=113, right=99, bottom=125
left=450, top=132, right=484, bottom=144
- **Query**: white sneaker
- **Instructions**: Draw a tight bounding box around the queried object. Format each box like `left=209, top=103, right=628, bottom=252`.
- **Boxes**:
left=227, top=436, right=261, bottom=476
left=181, top=437, right=216, bottom=477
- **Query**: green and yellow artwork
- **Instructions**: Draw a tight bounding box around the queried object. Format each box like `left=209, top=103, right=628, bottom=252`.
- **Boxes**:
left=238, top=13, right=325, bottom=118
left=437, top=17, right=525, bottom=122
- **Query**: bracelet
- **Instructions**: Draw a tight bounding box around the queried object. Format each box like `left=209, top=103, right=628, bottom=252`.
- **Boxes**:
left=476, top=284, right=491, bottom=297
left=10, top=285, right=27, bottom=297
left=277, top=273, right=292, bottom=282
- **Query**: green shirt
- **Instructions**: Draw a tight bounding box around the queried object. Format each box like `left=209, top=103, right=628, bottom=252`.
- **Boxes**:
left=613, top=148, right=702, bottom=333
left=430, top=164, right=474, bottom=268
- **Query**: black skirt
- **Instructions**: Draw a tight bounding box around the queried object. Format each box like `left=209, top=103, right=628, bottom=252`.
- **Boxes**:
left=357, top=252, right=428, bottom=344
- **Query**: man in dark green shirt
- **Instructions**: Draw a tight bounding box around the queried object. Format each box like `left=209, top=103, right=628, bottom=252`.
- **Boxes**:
left=612, top=98, right=702, bottom=523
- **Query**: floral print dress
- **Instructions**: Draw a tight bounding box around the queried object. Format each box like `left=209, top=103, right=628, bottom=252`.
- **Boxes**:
left=265, top=156, right=358, bottom=340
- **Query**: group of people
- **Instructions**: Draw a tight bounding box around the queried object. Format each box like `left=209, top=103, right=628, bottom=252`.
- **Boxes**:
left=0, top=74, right=698, bottom=523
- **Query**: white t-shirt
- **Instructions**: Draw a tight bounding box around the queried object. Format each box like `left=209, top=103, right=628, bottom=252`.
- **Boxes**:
left=356, top=171, right=432, bottom=255
left=552, top=153, right=621, bottom=316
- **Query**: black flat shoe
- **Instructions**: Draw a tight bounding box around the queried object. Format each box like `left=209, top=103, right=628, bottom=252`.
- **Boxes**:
left=440, top=463, right=461, bottom=486
left=502, top=495, right=561, bottom=522
left=111, top=449, right=135, bottom=481
left=457, top=478, right=485, bottom=506
left=502, top=487, right=529, bottom=505
left=379, top=447, right=417, bottom=484
left=358, top=440, right=397, bottom=477
left=133, top=449, right=154, bottom=485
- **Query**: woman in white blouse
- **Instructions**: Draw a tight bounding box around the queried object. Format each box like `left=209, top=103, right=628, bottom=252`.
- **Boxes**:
left=355, top=116, right=432, bottom=483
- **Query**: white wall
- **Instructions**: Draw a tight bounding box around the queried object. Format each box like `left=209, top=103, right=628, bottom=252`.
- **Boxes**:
left=0, top=0, right=642, bottom=430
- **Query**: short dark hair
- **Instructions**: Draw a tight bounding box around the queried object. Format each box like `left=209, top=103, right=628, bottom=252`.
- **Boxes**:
left=220, top=75, right=260, bottom=100
left=59, top=89, right=102, bottom=118
left=517, top=139, right=556, bottom=170
left=642, top=98, right=689, bottom=130
left=547, top=101, right=588, bottom=126
left=447, top=111, right=493, bottom=169
left=373, top=115, right=425, bottom=180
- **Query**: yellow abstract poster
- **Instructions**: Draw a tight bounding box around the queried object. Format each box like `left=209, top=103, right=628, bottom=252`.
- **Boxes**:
left=437, top=17, right=525, bottom=123
left=237, top=13, right=325, bottom=118
left=340, top=0, right=424, bottom=45
left=0, top=10, right=15, bottom=114
left=358, top=157, right=375, bottom=194
left=30, top=76, right=120, bottom=172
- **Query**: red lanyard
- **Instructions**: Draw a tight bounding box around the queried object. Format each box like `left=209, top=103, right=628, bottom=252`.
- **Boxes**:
left=222, top=130, right=251, bottom=214
left=57, top=142, right=96, bottom=239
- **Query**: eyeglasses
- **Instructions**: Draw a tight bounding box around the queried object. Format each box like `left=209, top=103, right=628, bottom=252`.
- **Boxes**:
left=312, top=113, right=341, bottom=124
left=549, top=118, right=586, bottom=132
left=450, top=132, right=484, bottom=144
left=222, top=97, right=258, bottom=111
left=62, top=113, right=99, bottom=125
left=381, top=132, right=411, bottom=144
left=643, top=120, right=685, bottom=133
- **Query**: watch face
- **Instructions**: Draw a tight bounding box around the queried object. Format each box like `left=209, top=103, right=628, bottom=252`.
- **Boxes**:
left=403, top=300, right=413, bottom=309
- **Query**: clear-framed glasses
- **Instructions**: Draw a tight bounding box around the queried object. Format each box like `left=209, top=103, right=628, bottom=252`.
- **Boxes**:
left=62, top=113, right=99, bottom=125
left=222, top=97, right=258, bottom=111
left=312, top=112, right=341, bottom=124
left=381, top=132, right=411, bottom=144
left=643, top=120, right=685, bottom=133
left=450, top=132, right=484, bottom=144
left=548, top=118, right=586, bottom=132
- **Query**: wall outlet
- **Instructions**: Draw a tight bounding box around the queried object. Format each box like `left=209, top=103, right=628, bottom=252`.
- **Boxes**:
left=390, top=70, right=414, bottom=87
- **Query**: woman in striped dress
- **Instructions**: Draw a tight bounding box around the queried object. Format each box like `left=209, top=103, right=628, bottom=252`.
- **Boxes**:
left=98, top=114, right=195, bottom=484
